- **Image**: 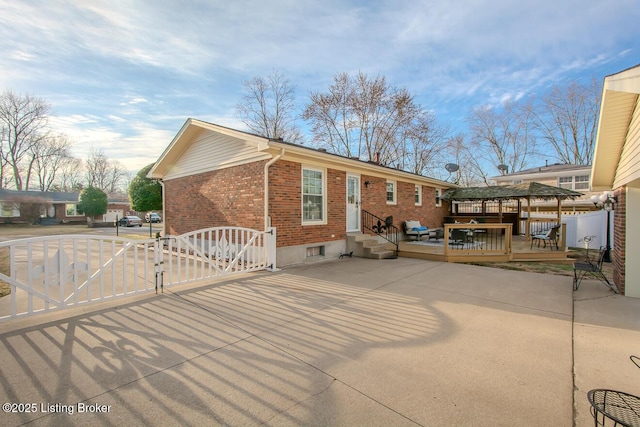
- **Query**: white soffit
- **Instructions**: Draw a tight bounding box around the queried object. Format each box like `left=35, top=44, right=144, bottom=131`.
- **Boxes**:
left=591, top=68, right=640, bottom=190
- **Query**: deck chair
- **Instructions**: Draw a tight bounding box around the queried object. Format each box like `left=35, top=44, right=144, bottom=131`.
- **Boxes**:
left=573, top=246, right=617, bottom=293
left=531, top=225, right=560, bottom=250
left=449, top=228, right=467, bottom=248
left=403, top=220, right=428, bottom=241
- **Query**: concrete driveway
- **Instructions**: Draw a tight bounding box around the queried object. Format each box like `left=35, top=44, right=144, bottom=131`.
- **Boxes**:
left=0, top=257, right=638, bottom=426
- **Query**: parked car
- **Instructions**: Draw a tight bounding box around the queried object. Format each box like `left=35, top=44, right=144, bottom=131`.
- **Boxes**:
left=145, top=213, right=162, bottom=223
left=119, top=215, right=143, bottom=227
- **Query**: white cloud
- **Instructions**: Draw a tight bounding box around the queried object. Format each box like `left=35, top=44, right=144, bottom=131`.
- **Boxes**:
left=126, top=97, right=148, bottom=105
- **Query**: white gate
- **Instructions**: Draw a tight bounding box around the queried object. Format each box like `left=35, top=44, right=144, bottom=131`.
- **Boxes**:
left=0, top=227, right=275, bottom=321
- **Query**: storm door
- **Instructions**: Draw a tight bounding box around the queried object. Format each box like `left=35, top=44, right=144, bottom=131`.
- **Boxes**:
left=346, top=174, right=361, bottom=232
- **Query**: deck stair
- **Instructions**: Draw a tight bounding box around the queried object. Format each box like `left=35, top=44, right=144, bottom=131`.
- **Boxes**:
left=347, top=232, right=397, bottom=260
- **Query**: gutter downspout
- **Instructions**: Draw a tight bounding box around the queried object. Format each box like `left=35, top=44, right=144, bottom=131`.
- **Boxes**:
left=264, top=147, right=285, bottom=230
left=159, top=180, right=166, bottom=237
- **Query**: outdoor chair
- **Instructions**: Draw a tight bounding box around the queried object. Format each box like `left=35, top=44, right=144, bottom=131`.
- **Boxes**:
left=573, top=246, right=617, bottom=293
left=403, top=220, right=428, bottom=241
left=449, top=228, right=467, bottom=248
left=428, top=228, right=444, bottom=241
left=531, top=225, right=560, bottom=250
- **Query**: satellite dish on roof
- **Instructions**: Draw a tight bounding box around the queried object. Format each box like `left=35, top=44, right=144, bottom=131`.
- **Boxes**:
left=445, top=163, right=459, bottom=173
left=497, top=164, right=509, bottom=174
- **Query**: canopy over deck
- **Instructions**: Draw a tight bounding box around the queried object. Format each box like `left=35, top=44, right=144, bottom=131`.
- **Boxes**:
left=442, top=182, right=583, bottom=201
left=442, top=182, right=583, bottom=238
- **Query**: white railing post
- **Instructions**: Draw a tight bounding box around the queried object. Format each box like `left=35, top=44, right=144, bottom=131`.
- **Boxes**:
left=266, top=227, right=277, bottom=271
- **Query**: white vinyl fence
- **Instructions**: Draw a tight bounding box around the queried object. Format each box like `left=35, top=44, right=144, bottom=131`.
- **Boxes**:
left=522, top=211, right=613, bottom=249
left=0, top=227, right=276, bottom=321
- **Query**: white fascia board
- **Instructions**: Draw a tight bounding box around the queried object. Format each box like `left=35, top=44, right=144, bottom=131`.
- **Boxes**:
left=268, top=141, right=456, bottom=188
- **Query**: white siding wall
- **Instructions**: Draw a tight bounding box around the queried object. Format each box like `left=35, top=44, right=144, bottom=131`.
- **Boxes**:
left=626, top=186, right=640, bottom=297
left=164, top=131, right=270, bottom=180
left=615, top=97, right=640, bottom=188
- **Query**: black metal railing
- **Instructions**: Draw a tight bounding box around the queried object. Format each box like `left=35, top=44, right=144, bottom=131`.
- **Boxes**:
left=362, top=209, right=399, bottom=253
left=444, top=224, right=512, bottom=256
left=447, top=226, right=504, bottom=251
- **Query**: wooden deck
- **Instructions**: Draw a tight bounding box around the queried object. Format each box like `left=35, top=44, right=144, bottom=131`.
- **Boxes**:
left=396, top=225, right=574, bottom=264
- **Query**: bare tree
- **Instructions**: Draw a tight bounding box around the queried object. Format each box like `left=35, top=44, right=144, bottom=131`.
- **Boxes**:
left=85, top=148, right=109, bottom=189
left=535, top=79, right=600, bottom=165
left=438, top=134, right=489, bottom=186
left=27, top=133, right=74, bottom=191
left=0, top=91, right=51, bottom=189
left=397, top=111, right=450, bottom=176
left=303, top=72, right=354, bottom=155
left=0, top=126, right=7, bottom=188
left=303, top=71, right=441, bottom=168
left=55, top=157, right=85, bottom=192
left=467, top=98, right=537, bottom=179
left=85, top=148, right=127, bottom=196
left=236, top=70, right=303, bottom=143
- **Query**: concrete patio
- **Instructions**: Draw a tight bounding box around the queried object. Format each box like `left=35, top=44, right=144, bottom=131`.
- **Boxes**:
left=1, top=257, right=638, bottom=426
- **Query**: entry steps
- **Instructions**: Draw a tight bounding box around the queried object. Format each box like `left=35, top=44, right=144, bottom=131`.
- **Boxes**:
left=346, top=232, right=397, bottom=260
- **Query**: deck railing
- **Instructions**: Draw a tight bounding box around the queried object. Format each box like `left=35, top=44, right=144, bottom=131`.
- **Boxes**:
left=520, top=218, right=559, bottom=237
left=443, top=223, right=512, bottom=260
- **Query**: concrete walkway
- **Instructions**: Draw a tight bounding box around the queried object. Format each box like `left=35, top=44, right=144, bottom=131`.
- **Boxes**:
left=0, top=257, right=638, bottom=426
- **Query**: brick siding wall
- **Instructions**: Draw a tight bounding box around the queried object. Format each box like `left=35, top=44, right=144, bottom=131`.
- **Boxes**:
left=162, top=158, right=449, bottom=248
left=360, top=175, right=448, bottom=229
left=613, top=187, right=626, bottom=294
left=163, top=161, right=266, bottom=236
left=268, top=161, right=346, bottom=248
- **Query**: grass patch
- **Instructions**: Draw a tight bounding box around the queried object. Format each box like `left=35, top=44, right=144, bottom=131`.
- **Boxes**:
left=0, top=224, right=96, bottom=237
left=0, top=247, right=10, bottom=297
left=469, top=261, right=577, bottom=276
left=468, top=247, right=614, bottom=282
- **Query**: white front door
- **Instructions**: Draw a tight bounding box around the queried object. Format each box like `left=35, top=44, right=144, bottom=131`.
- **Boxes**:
left=346, top=174, right=361, bottom=232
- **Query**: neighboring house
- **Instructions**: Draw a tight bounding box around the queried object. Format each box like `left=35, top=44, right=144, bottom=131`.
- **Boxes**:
left=591, top=63, right=640, bottom=297
left=490, top=163, right=595, bottom=212
left=148, top=119, right=456, bottom=266
left=0, top=189, right=131, bottom=225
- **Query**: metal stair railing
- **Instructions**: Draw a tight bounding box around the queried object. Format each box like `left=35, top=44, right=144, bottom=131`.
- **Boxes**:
left=361, top=209, right=399, bottom=254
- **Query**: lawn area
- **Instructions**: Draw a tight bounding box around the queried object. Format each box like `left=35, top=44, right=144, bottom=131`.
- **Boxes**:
left=0, top=248, right=8, bottom=297
left=0, top=224, right=102, bottom=237
left=469, top=247, right=614, bottom=281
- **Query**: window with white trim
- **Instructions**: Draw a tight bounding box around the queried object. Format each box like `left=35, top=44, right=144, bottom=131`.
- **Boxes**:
left=1, top=202, right=19, bottom=217
left=302, top=167, right=326, bottom=224
left=558, top=175, right=591, bottom=190
left=435, top=189, right=442, bottom=207
left=558, top=177, right=573, bottom=189
left=415, top=185, right=422, bottom=206
left=386, top=180, right=396, bottom=204
left=574, top=175, right=589, bottom=190
left=65, top=203, right=83, bottom=217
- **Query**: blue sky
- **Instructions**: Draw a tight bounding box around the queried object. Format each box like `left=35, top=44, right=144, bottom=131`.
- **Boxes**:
left=1, top=0, right=639, bottom=175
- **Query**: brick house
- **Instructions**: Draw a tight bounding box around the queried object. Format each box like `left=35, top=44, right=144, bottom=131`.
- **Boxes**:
left=591, top=64, right=640, bottom=297
left=148, top=119, right=456, bottom=266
